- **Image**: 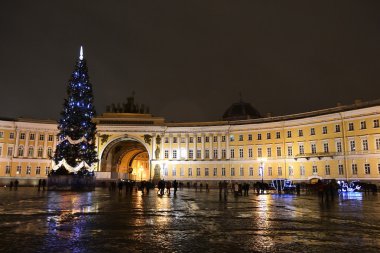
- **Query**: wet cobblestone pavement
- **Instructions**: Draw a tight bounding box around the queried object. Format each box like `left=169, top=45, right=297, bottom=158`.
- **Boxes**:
left=0, top=187, right=380, bottom=253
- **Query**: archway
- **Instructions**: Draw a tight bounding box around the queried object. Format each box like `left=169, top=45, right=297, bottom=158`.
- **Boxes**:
left=100, top=138, right=150, bottom=181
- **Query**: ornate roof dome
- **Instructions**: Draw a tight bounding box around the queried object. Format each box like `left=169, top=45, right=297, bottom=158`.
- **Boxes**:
left=222, top=100, right=261, bottom=121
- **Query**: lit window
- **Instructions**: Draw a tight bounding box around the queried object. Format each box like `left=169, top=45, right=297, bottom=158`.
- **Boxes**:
left=288, top=166, right=294, bottom=176
left=299, top=144, right=304, bottom=155
left=172, top=150, right=177, bottom=159
left=362, top=139, right=368, bottom=151
left=311, top=143, right=317, bottom=154
left=239, top=148, right=244, bottom=158
left=350, top=140, right=356, bottom=151
left=229, top=135, right=234, bottom=142
left=230, top=149, right=235, bottom=159
left=257, top=147, right=262, bottom=157
left=312, top=165, right=318, bottom=174
left=222, top=167, right=226, bottom=176
left=164, top=150, right=169, bottom=159
left=180, top=168, right=184, bottom=176
left=336, top=142, right=342, bottom=153
left=268, top=167, right=273, bottom=176
left=239, top=167, right=244, bottom=176
left=287, top=146, right=293, bottom=156
left=188, top=168, right=192, bottom=176
left=276, top=147, right=281, bottom=157
left=172, top=168, right=176, bottom=176
left=188, top=150, right=193, bottom=159
left=300, top=165, right=305, bottom=176
left=249, top=167, right=253, bottom=176
left=221, top=136, right=226, bottom=142
left=267, top=147, right=272, bottom=157
left=248, top=148, right=253, bottom=158
left=26, top=166, right=31, bottom=175
left=16, top=165, right=22, bottom=174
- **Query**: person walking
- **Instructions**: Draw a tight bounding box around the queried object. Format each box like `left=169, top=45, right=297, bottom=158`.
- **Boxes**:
left=9, top=181, right=13, bottom=191
left=173, top=180, right=178, bottom=195
left=38, top=179, right=42, bottom=191
left=42, top=179, right=46, bottom=191
left=206, top=183, right=209, bottom=192
left=223, top=181, right=228, bottom=201
left=14, top=179, right=19, bottom=190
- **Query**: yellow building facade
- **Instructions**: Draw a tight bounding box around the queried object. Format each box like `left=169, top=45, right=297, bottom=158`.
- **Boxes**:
left=1, top=100, right=380, bottom=186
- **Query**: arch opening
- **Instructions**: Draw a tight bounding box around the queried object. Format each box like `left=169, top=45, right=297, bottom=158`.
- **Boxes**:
left=100, top=138, right=150, bottom=181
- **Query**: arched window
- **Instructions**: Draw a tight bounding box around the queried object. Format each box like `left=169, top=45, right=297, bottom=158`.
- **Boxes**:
left=18, top=146, right=24, bottom=156
left=28, top=146, right=34, bottom=157
left=37, top=147, right=43, bottom=158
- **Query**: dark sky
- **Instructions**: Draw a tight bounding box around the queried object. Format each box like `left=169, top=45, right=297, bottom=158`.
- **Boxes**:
left=1, top=1, right=380, bottom=122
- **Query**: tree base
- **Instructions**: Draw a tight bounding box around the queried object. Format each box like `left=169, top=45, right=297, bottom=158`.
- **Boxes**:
left=47, top=174, right=96, bottom=191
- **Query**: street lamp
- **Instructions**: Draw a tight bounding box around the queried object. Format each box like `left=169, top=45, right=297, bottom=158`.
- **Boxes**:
left=258, top=157, right=267, bottom=183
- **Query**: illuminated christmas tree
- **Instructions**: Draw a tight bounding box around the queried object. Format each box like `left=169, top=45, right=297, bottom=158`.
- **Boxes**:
left=52, top=46, right=98, bottom=174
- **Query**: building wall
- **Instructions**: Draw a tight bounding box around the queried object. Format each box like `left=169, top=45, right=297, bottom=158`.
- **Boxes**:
left=1, top=104, right=380, bottom=185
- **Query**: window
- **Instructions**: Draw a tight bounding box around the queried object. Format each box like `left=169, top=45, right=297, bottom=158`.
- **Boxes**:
left=0, top=146, right=2, bottom=157
left=239, top=148, right=244, bottom=158
left=172, top=168, right=176, bottom=176
left=248, top=134, right=252, bottom=141
left=360, top=121, right=367, bottom=130
left=267, top=147, right=272, bottom=157
left=229, top=135, right=234, bottom=142
left=248, top=148, right=253, bottom=158
left=239, top=167, right=244, bottom=176
left=213, top=168, right=217, bottom=176
left=5, top=165, right=11, bottom=174
left=48, top=135, right=54, bottom=141
left=189, top=137, right=194, bottom=143
left=267, top=133, right=271, bottom=139
left=312, top=165, right=318, bottom=174
left=165, top=137, right=169, bottom=143
left=362, top=139, right=369, bottom=151
left=18, top=146, right=24, bottom=157
left=180, top=168, right=184, bottom=176
left=45, top=167, right=50, bottom=175
left=310, top=128, right=315, bottom=135
left=172, top=150, right=177, bottom=159
left=9, top=132, right=14, bottom=139
left=268, top=167, right=273, bottom=176
left=311, top=143, right=317, bottom=154
left=230, top=149, right=235, bottom=158
left=352, top=164, right=358, bottom=175
left=288, top=166, right=294, bottom=176
left=20, top=133, right=25, bottom=140
left=189, top=150, right=193, bottom=159
left=249, top=167, right=254, bottom=176
left=325, top=165, right=330, bottom=175
left=7, top=147, right=13, bottom=157
left=222, top=149, right=226, bottom=158
left=322, top=126, right=327, bottom=134
left=299, top=144, right=304, bottom=155
left=338, top=164, right=344, bottom=175
left=188, top=168, right=193, bottom=176
left=348, top=123, right=354, bottom=131
left=26, top=166, right=31, bottom=175
left=335, top=125, right=341, bottom=133
left=278, top=167, right=282, bottom=176
left=323, top=143, right=329, bottom=153
left=298, top=130, right=303, bottom=137
left=196, top=150, right=201, bottom=159
left=276, top=147, right=282, bottom=157
left=196, top=168, right=201, bottom=176
left=287, top=146, right=293, bottom=156
left=163, top=167, right=168, bottom=176
left=35, top=166, right=41, bottom=175
left=205, top=149, right=209, bottom=159
left=230, top=167, right=235, bottom=176
left=205, top=168, right=209, bottom=176
left=29, top=133, right=35, bottom=140
left=239, top=135, right=243, bottom=141
left=27, top=146, right=34, bottom=157
left=222, top=167, right=226, bottom=176
left=0, top=131, right=3, bottom=138
left=364, top=164, right=371, bottom=174
left=213, top=149, right=218, bottom=159
left=275, top=132, right=281, bottom=139
left=221, top=136, right=226, bottom=142
left=16, top=165, right=22, bottom=174
left=205, top=136, right=209, bottom=142
left=213, top=136, right=218, bottom=142
left=350, top=140, right=356, bottom=151
left=257, top=133, right=262, bottom=140
left=287, top=131, right=292, bottom=138
left=173, top=137, right=177, bottom=143
left=164, top=150, right=169, bottom=159
left=374, top=119, right=379, bottom=128
left=300, top=165, right=305, bottom=176
left=258, top=147, right=262, bottom=157
left=39, top=134, right=44, bottom=141
left=336, top=141, right=342, bottom=153
left=377, top=138, right=380, bottom=150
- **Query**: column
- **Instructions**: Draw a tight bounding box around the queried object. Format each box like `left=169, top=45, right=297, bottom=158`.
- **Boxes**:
left=24, top=131, right=30, bottom=158
left=34, top=132, right=39, bottom=157
left=185, top=134, right=189, bottom=160
left=169, top=134, right=173, bottom=160
left=210, top=134, right=213, bottom=159
left=226, top=132, right=230, bottom=159
left=160, top=134, right=164, bottom=160
left=201, top=134, right=205, bottom=160
left=177, top=134, right=181, bottom=160
left=217, top=134, right=222, bottom=159
left=14, top=129, right=20, bottom=158
left=152, top=133, right=156, bottom=160
left=43, top=133, right=48, bottom=158
left=193, top=133, right=197, bottom=161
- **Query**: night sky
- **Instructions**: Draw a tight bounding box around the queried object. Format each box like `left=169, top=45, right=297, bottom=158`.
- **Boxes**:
left=1, top=1, right=380, bottom=122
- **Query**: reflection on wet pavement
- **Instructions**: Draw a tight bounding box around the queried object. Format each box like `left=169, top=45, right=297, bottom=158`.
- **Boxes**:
left=0, top=188, right=379, bottom=252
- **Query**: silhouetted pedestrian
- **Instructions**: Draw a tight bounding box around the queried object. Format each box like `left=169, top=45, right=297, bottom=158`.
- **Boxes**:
left=14, top=179, right=19, bottom=190
left=9, top=181, right=13, bottom=190
left=38, top=179, right=42, bottom=191
left=42, top=179, right=46, bottom=191
left=173, top=180, right=178, bottom=195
